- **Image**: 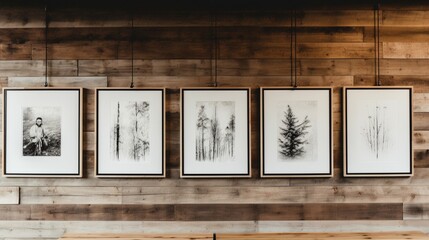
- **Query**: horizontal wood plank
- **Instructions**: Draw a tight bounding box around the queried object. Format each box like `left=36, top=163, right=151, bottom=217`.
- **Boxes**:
left=0, top=203, right=403, bottom=221
left=60, top=233, right=212, bottom=240
left=7, top=76, right=107, bottom=87
left=0, top=187, right=19, bottom=204
left=217, top=231, right=428, bottom=240
left=0, top=60, right=77, bottom=77
left=383, top=42, right=429, bottom=59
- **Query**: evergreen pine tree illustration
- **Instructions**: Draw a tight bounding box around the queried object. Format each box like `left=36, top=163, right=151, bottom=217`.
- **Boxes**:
left=278, top=105, right=311, bottom=158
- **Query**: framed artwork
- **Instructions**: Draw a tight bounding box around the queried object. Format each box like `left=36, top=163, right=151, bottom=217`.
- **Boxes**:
left=344, top=86, right=413, bottom=177
left=95, top=88, right=165, bottom=177
left=260, top=87, right=333, bottom=177
left=2, top=88, right=82, bottom=177
left=181, top=88, right=251, bottom=178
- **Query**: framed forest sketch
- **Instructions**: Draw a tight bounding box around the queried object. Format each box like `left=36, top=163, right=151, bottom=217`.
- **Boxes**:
left=181, top=88, right=251, bottom=178
left=261, top=87, right=333, bottom=177
left=2, top=88, right=82, bottom=177
left=95, top=88, right=165, bottom=177
left=344, top=87, right=413, bottom=177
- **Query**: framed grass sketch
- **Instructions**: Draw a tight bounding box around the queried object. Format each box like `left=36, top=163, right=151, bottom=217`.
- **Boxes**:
left=2, top=88, right=82, bottom=177
left=181, top=88, right=251, bottom=178
left=95, top=88, right=165, bottom=177
left=344, top=86, right=413, bottom=177
left=261, top=87, right=333, bottom=177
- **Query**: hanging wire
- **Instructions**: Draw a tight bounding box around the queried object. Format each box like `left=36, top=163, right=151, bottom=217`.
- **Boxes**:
left=290, top=9, right=298, bottom=88
left=293, top=10, right=298, bottom=88
left=130, top=13, right=135, bottom=88
left=210, top=1, right=218, bottom=87
left=44, top=2, right=49, bottom=87
left=377, top=3, right=381, bottom=86
left=290, top=9, right=294, bottom=87
left=374, top=2, right=381, bottom=86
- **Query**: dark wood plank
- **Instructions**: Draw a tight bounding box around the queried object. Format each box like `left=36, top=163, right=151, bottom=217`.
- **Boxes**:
left=0, top=203, right=403, bottom=221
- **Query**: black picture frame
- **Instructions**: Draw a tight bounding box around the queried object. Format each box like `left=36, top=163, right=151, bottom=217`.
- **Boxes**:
left=94, top=87, right=166, bottom=178
left=343, top=86, right=414, bottom=177
left=180, top=87, right=251, bottom=178
left=2, top=87, right=83, bottom=177
left=260, top=87, right=333, bottom=178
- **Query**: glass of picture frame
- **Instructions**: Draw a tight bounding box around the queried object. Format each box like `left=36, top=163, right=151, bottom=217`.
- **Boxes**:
left=2, top=88, right=83, bottom=177
left=180, top=88, right=251, bottom=178
left=260, top=87, right=333, bottom=177
left=95, top=88, right=165, bottom=177
left=343, top=86, right=413, bottom=177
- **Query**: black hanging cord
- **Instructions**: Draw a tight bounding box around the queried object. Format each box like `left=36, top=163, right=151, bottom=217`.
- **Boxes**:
left=294, top=9, right=297, bottom=88
left=130, top=14, right=135, bottom=88
left=290, top=9, right=298, bottom=88
left=44, top=3, right=49, bottom=87
left=374, top=3, right=381, bottom=86
left=290, top=9, right=294, bottom=87
left=210, top=2, right=218, bottom=87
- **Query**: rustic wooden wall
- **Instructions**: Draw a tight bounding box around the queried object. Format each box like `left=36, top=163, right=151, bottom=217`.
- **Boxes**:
left=1, top=0, right=429, bottom=239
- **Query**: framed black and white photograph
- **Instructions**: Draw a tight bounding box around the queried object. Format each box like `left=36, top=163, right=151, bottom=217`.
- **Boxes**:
left=95, top=88, right=165, bottom=177
left=344, top=86, right=413, bottom=177
left=181, top=88, right=251, bottom=178
left=2, top=88, right=82, bottom=177
left=261, top=87, right=333, bottom=177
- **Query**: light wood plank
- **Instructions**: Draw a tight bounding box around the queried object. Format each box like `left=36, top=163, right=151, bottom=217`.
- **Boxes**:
left=78, top=60, right=210, bottom=77
left=20, top=187, right=121, bottom=204
left=60, top=233, right=212, bottom=240
left=0, top=187, right=19, bottom=204
left=0, top=60, right=77, bottom=77
left=217, top=232, right=428, bottom=240
left=383, top=42, right=429, bottom=59
left=121, top=186, right=429, bottom=204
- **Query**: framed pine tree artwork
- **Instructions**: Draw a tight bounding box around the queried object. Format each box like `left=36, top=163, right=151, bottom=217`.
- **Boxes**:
left=260, top=87, right=333, bottom=178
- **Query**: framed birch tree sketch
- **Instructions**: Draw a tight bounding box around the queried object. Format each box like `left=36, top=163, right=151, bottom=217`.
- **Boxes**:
left=181, top=88, right=251, bottom=178
left=95, top=88, right=165, bottom=177
left=2, top=88, right=82, bottom=177
left=261, top=87, right=333, bottom=177
left=344, top=87, right=413, bottom=177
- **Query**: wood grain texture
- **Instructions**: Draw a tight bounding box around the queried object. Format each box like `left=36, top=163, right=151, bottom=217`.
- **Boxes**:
left=216, top=232, right=428, bottom=240
left=0, top=1, right=427, bottom=239
left=0, top=187, right=19, bottom=204
left=60, top=233, right=212, bottom=240
left=0, top=203, right=402, bottom=221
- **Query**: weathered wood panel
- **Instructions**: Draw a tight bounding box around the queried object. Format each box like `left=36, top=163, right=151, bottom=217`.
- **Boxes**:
left=0, top=187, right=19, bottom=204
left=60, top=233, right=212, bottom=240
left=0, top=60, right=76, bottom=77
left=383, top=42, right=429, bottom=59
left=216, top=232, right=428, bottom=240
left=0, top=204, right=403, bottom=221
left=0, top=1, right=427, bottom=239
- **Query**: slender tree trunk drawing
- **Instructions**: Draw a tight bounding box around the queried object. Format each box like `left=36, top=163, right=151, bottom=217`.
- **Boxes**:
left=195, top=102, right=235, bottom=161
left=115, top=102, right=120, bottom=159
left=211, top=105, right=218, bottom=160
left=364, top=105, right=388, bottom=159
left=196, top=105, right=209, bottom=161
left=278, top=105, right=311, bottom=158
left=228, top=114, right=235, bottom=157
left=133, top=102, right=138, bottom=160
